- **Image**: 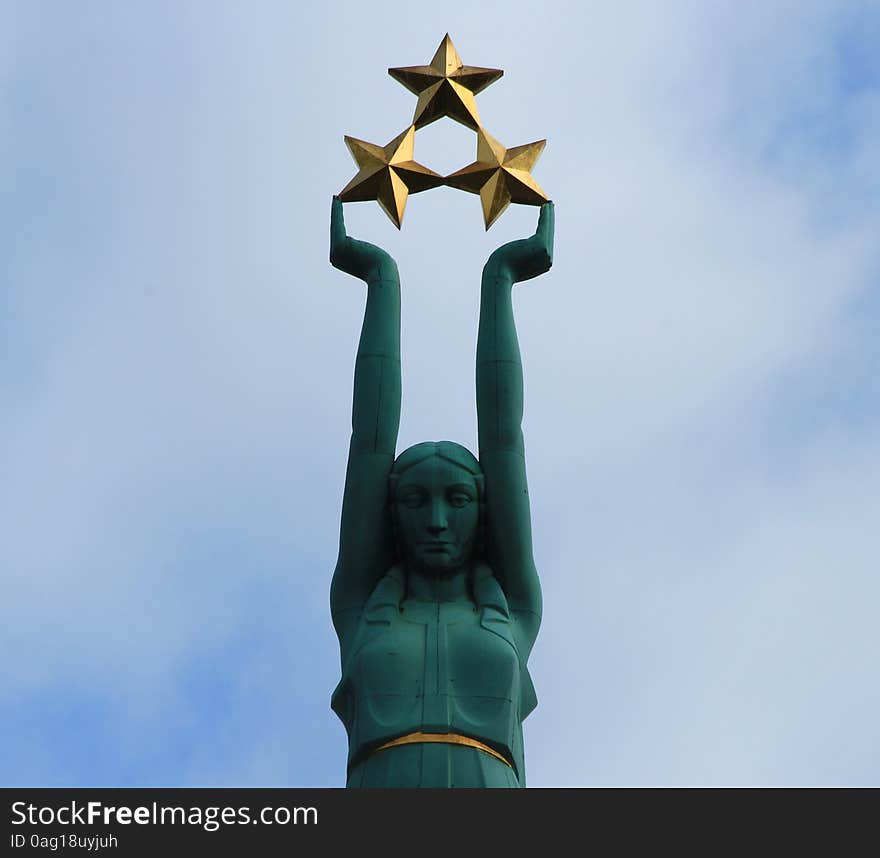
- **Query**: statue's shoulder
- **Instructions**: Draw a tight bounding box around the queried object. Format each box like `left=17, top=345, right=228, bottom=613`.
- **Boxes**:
left=472, top=562, right=510, bottom=617
left=360, top=565, right=405, bottom=624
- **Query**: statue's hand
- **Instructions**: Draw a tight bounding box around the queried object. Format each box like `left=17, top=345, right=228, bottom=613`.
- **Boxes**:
left=329, top=196, right=396, bottom=282
left=486, top=202, right=555, bottom=283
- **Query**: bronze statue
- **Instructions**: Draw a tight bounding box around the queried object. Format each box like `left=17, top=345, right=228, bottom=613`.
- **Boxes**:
left=328, top=196, right=554, bottom=787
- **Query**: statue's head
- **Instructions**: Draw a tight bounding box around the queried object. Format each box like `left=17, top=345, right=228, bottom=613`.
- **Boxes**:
left=389, top=441, right=484, bottom=574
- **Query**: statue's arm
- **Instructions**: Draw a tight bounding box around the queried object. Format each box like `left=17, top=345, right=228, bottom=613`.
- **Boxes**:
left=476, top=203, right=554, bottom=648
left=329, top=197, right=401, bottom=632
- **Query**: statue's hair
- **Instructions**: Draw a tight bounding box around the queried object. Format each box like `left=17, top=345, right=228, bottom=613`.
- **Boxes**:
left=389, top=441, right=483, bottom=497
left=388, top=441, right=486, bottom=562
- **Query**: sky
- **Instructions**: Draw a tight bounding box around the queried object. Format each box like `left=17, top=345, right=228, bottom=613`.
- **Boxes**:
left=2, top=0, right=878, bottom=787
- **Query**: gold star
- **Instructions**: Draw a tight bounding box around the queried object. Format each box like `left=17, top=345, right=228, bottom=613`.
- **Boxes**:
left=445, top=128, right=549, bottom=229
left=338, top=125, right=444, bottom=228
left=388, top=34, right=503, bottom=131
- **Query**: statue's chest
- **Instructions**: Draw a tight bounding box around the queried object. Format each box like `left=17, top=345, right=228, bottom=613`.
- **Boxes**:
left=355, top=600, right=519, bottom=706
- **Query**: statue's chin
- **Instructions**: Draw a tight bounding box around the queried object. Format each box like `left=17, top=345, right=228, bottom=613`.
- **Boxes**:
left=421, top=561, right=462, bottom=577
left=407, top=552, right=470, bottom=577
left=401, top=537, right=476, bottom=577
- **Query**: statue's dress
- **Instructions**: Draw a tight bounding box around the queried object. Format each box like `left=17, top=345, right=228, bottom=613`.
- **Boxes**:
left=331, top=565, right=538, bottom=788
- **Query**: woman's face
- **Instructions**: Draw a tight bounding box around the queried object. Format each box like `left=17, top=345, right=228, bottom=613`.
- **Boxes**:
left=393, top=456, right=480, bottom=574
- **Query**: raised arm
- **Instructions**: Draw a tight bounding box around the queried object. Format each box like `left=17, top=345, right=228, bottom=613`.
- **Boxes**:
left=329, top=197, right=401, bottom=642
left=476, top=203, right=554, bottom=649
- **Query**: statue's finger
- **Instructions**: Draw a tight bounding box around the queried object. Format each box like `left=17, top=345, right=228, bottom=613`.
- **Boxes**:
left=330, top=196, right=347, bottom=248
left=536, top=201, right=554, bottom=249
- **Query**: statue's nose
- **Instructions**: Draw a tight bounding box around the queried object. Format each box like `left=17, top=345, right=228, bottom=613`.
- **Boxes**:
left=427, top=500, right=447, bottom=533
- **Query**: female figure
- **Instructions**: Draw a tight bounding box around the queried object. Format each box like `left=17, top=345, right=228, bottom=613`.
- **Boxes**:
left=328, top=196, right=554, bottom=787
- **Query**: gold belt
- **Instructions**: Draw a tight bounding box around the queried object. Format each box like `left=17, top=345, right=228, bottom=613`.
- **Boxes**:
left=371, top=732, right=513, bottom=769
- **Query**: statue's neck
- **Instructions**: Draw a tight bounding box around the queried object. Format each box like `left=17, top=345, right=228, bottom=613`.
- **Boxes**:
left=405, top=566, right=471, bottom=603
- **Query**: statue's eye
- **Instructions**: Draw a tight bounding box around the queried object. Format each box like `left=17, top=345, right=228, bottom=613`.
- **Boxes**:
left=449, top=493, right=472, bottom=508
left=400, top=493, right=424, bottom=509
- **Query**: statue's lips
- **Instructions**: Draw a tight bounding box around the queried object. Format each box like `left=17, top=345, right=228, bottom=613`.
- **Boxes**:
left=421, top=542, right=452, bottom=552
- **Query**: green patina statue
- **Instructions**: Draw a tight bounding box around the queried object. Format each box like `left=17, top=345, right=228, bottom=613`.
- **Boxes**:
left=328, top=196, right=554, bottom=788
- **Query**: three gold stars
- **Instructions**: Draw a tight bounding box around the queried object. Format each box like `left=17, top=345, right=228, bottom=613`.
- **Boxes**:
left=338, top=35, right=549, bottom=229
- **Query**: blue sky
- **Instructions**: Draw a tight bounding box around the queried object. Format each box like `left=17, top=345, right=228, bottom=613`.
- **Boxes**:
left=2, top=0, right=878, bottom=786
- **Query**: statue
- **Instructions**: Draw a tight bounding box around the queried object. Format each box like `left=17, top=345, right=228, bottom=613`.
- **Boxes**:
left=328, top=197, right=554, bottom=787
left=327, top=34, right=553, bottom=788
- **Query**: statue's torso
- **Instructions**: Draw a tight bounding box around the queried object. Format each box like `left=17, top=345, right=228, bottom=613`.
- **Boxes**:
left=333, top=574, right=531, bottom=787
left=356, top=598, right=521, bottom=738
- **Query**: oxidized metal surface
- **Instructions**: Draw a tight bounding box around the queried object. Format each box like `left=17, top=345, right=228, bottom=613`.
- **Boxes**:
left=338, top=125, right=443, bottom=229
left=328, top=196, right=555, bottom=787
left=446, top=128, right=548, bottom=229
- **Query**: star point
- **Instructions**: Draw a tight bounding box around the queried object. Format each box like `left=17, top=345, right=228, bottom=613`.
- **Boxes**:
left=388, top=35, right=503, bottom=131
left=338, top=125, right=444, bottom=229
left=445, top=128, right=549, bottom=229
